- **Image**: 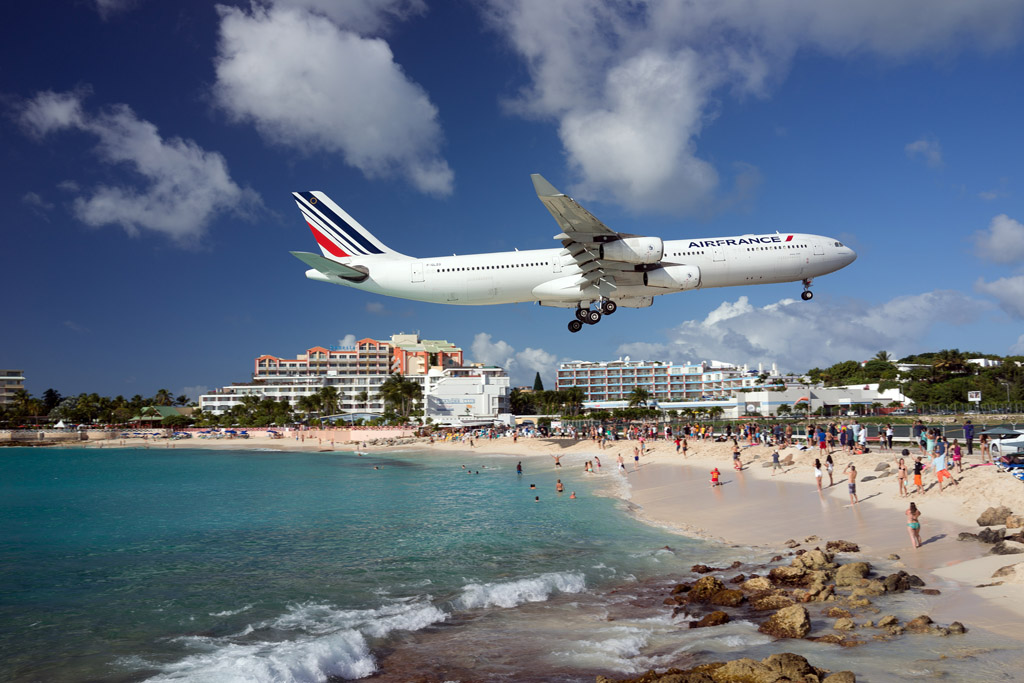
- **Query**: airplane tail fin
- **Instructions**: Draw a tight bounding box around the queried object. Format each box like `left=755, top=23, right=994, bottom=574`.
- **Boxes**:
left=293, top=191, right=403, bottom=259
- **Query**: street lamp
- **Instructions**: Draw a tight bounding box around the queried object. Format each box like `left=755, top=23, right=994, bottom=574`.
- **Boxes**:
left=1001, top=382, right=1011, bottom=404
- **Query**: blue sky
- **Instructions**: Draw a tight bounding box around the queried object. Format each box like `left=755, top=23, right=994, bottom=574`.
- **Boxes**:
left=3, top=0, right=1024, bottom=400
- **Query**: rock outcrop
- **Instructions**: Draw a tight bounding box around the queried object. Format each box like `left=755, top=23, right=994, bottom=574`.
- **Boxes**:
left=977, top=506, right=1013, bottom=527
left=758, top=604, right=811, bottom=639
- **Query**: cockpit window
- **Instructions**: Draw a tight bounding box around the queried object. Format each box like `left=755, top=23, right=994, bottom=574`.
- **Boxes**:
left=834, top=242, right=843, bottom=247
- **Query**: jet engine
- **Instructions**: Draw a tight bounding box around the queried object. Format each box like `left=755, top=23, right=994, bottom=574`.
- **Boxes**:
left=643, top=265, right=701, bottom=290
left=599, top=237, right=664, bottom=264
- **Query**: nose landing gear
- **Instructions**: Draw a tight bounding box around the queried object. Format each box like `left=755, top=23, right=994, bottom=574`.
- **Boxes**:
left=801, top=278, right=814, bottom=301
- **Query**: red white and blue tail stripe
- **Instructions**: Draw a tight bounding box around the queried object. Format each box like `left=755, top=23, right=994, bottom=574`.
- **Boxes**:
left=293, top=191, right=398, bottom=258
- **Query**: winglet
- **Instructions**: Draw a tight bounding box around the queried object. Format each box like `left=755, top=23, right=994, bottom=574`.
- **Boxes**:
left=531, top=173, right=563, bottom=198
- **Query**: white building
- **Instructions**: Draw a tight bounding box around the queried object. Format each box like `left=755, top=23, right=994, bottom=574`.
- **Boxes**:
left=199, top=335, right=510, bottom=423
left=424, top=366, right=511, bottom=426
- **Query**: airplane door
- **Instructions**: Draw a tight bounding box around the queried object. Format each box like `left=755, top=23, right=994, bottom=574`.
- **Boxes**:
left=813, top=243, right=824, bottom=256
left=712, top=246, right=726, bottom=262
left=411, top=262, right=424, bottom=283
left=552, top=257, right=562, bottom=273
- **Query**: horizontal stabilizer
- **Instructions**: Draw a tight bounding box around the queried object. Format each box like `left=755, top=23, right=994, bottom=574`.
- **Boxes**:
left=290, top=251, right=369, bottom=282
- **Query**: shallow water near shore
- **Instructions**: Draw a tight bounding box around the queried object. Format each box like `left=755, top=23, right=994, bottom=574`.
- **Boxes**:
left=2, top=447, right=1022, bottom=682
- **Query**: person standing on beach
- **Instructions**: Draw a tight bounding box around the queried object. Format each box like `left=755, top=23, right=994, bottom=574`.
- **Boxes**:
left=813, top=459, right=823, bottom=492
left=897, top=456, right=908, bottom=497
left=913, top=456, right=924, bottom=494
left=681, top=438, right=688, bottom=457
left=710, top=467, right=721, bottom=487
left=844, top=463, right=858, bottom=504
left=825, top=454, right=835, bottom=487
left=771, top=449, right=781, bottom=476
left=732, top=442, right=742, bottom=470
left=951, top=439, right=963, bottom=473
left=930, top=443, right=958, bottom=492
left=551, top=454, right=562, bottom=468
left=517, top=461, right=522, bottom=475
left=964, top=419, right=974, bottom=456
left=906, top=502, right=922, bottom=548
left=617, top=453, right=625, bottom=471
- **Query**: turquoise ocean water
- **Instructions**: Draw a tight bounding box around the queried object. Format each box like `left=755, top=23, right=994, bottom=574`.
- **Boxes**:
left=2, top=447, right=1022, bottom=682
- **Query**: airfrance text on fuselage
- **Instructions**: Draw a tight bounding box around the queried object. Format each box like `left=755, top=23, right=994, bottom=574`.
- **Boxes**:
left=687, top=235, right=789, bottom=248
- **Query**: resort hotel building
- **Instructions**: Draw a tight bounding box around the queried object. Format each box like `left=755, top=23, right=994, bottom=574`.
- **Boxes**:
left=0, top=369, right=25, bottom=406
left=199, top=334, right=511, bottom=425
left=556, top=357, right=906, bottom=418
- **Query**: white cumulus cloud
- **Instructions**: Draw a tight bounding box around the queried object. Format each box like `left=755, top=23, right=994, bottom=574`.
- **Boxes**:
left=471, top=333, right=556, bottom=386
left=484, top=1, right=1023, bottom=213
left=213, top=3, right=453, bottom=196
left=616, top=291, right=987, bottom=373
left=16, top=90, right=257, bottom=243
left=975, top=275, right=1024, bottom=319
left=972, top=214, right=1024, bottom=264
left=905, top=138, right=944, bottom=168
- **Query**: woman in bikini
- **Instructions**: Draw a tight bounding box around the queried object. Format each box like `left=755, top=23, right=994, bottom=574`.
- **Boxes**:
left=906, top=502, right=922, bottom=548
left=897, top=456, right=908, bottom=497
left=813, top=458, right=823, bottom=492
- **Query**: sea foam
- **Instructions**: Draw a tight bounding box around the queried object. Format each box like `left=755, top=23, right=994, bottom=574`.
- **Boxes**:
left=454, top=571, right=586, bottom=609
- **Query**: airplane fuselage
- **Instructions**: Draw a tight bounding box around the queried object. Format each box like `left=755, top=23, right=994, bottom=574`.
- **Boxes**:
left=304, top=232, right=856, bottom=307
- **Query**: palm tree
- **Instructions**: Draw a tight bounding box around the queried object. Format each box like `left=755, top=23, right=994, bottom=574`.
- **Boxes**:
left=628, top=386, right=651, bottom=408
left=317, top=386, right=340, bottom=417
left=296, top=394, right=320, bottom=420
left=175, top=394, right=190, bottom=406
left=355, top=390, right=369, bottom=412
left=874, top=350, right=892, bottom=362
left=153, top=389, right=173, bottom=406
left=776, top=403, right=792, bottom=417
left=563, top=386, right=585, bottom=417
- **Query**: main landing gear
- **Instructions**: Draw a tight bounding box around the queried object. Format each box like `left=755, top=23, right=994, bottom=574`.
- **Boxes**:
left=568, top=300, right=617, bottom=332
left=801, top=278, right=814, bottom=301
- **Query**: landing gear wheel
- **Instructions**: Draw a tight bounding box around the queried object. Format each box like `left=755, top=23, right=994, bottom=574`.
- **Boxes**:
left=801, top=290, right=813, bottom=301
left=601, top=300, right=617, bottom=315
left=575, top=308, right=589, bottom=322
left=568, top=319, right=583, bottom=333
left=586, top=309, right=602, bottom=325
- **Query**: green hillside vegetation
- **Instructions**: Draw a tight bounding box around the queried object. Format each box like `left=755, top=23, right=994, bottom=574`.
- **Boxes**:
left=808, top=349, right=1022, bottom=406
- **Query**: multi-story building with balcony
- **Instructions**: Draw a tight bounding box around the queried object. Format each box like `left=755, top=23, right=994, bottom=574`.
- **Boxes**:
left=200, top=335, right=508, bottom=424
left=0, top=369, right=25, bottom=406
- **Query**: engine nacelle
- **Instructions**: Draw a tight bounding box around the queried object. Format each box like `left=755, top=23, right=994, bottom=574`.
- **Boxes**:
left=644, top=265, right=701, bottom=290
left=600, top=237, right=664, bottom=264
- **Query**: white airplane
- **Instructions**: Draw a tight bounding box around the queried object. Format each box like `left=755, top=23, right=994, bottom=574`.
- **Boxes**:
left=291, top=174, right=857, bottom=333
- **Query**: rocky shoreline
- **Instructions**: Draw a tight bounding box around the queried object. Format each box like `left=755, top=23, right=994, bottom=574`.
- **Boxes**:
left=600, top=535, right=972, bottom=683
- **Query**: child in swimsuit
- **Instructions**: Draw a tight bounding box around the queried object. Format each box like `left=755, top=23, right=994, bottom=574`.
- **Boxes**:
left=710, top=467, right=721, bottom=487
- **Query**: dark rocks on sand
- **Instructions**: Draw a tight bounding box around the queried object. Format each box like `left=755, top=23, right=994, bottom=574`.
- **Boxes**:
left=769, top=554, right=784, bottom=563
left=907, top=574, right=925, bottom=587
left=873, top=461, right=890, bottom=471
left=877, top=615, right=899, bottom=628
left=958, top=531, right=981, bottom=542
left=691, top=564, right=716, bottom=574
left=887, top=554, right=901, bottom=560
left=784, top=539, right=800, bottom=548
left=920, top=589, right=941, bottom=595
left=809, top=634, right=846, bottom=645
left=977, top=506, right=1014, bottom=527
left=826, top=607, right=852, bottom=619
left=882, top=571, right=913, bottom=593
left=727, top=573, right=745, bottom=584
left=824, top=672, right=857, bottom=683
left=689, top=611, right=730, bottom=629
left=671, top=582, right=691, bottom=595
left=860, top=475, right=877, bottom=482
left=989, top=540, right=1024, bottom=555
left=978, top=527, right=1006, bottom=544
left=826, top=540, right=860, bottom=553
left=758, top=604, right=811, bottom=639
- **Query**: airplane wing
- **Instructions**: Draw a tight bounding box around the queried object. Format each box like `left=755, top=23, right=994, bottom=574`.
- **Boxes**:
left=531, top=174, right=619, bottom=241
left=290, top=251, right=369, bottom=282
left=531, top=174, right=646, bottom=296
